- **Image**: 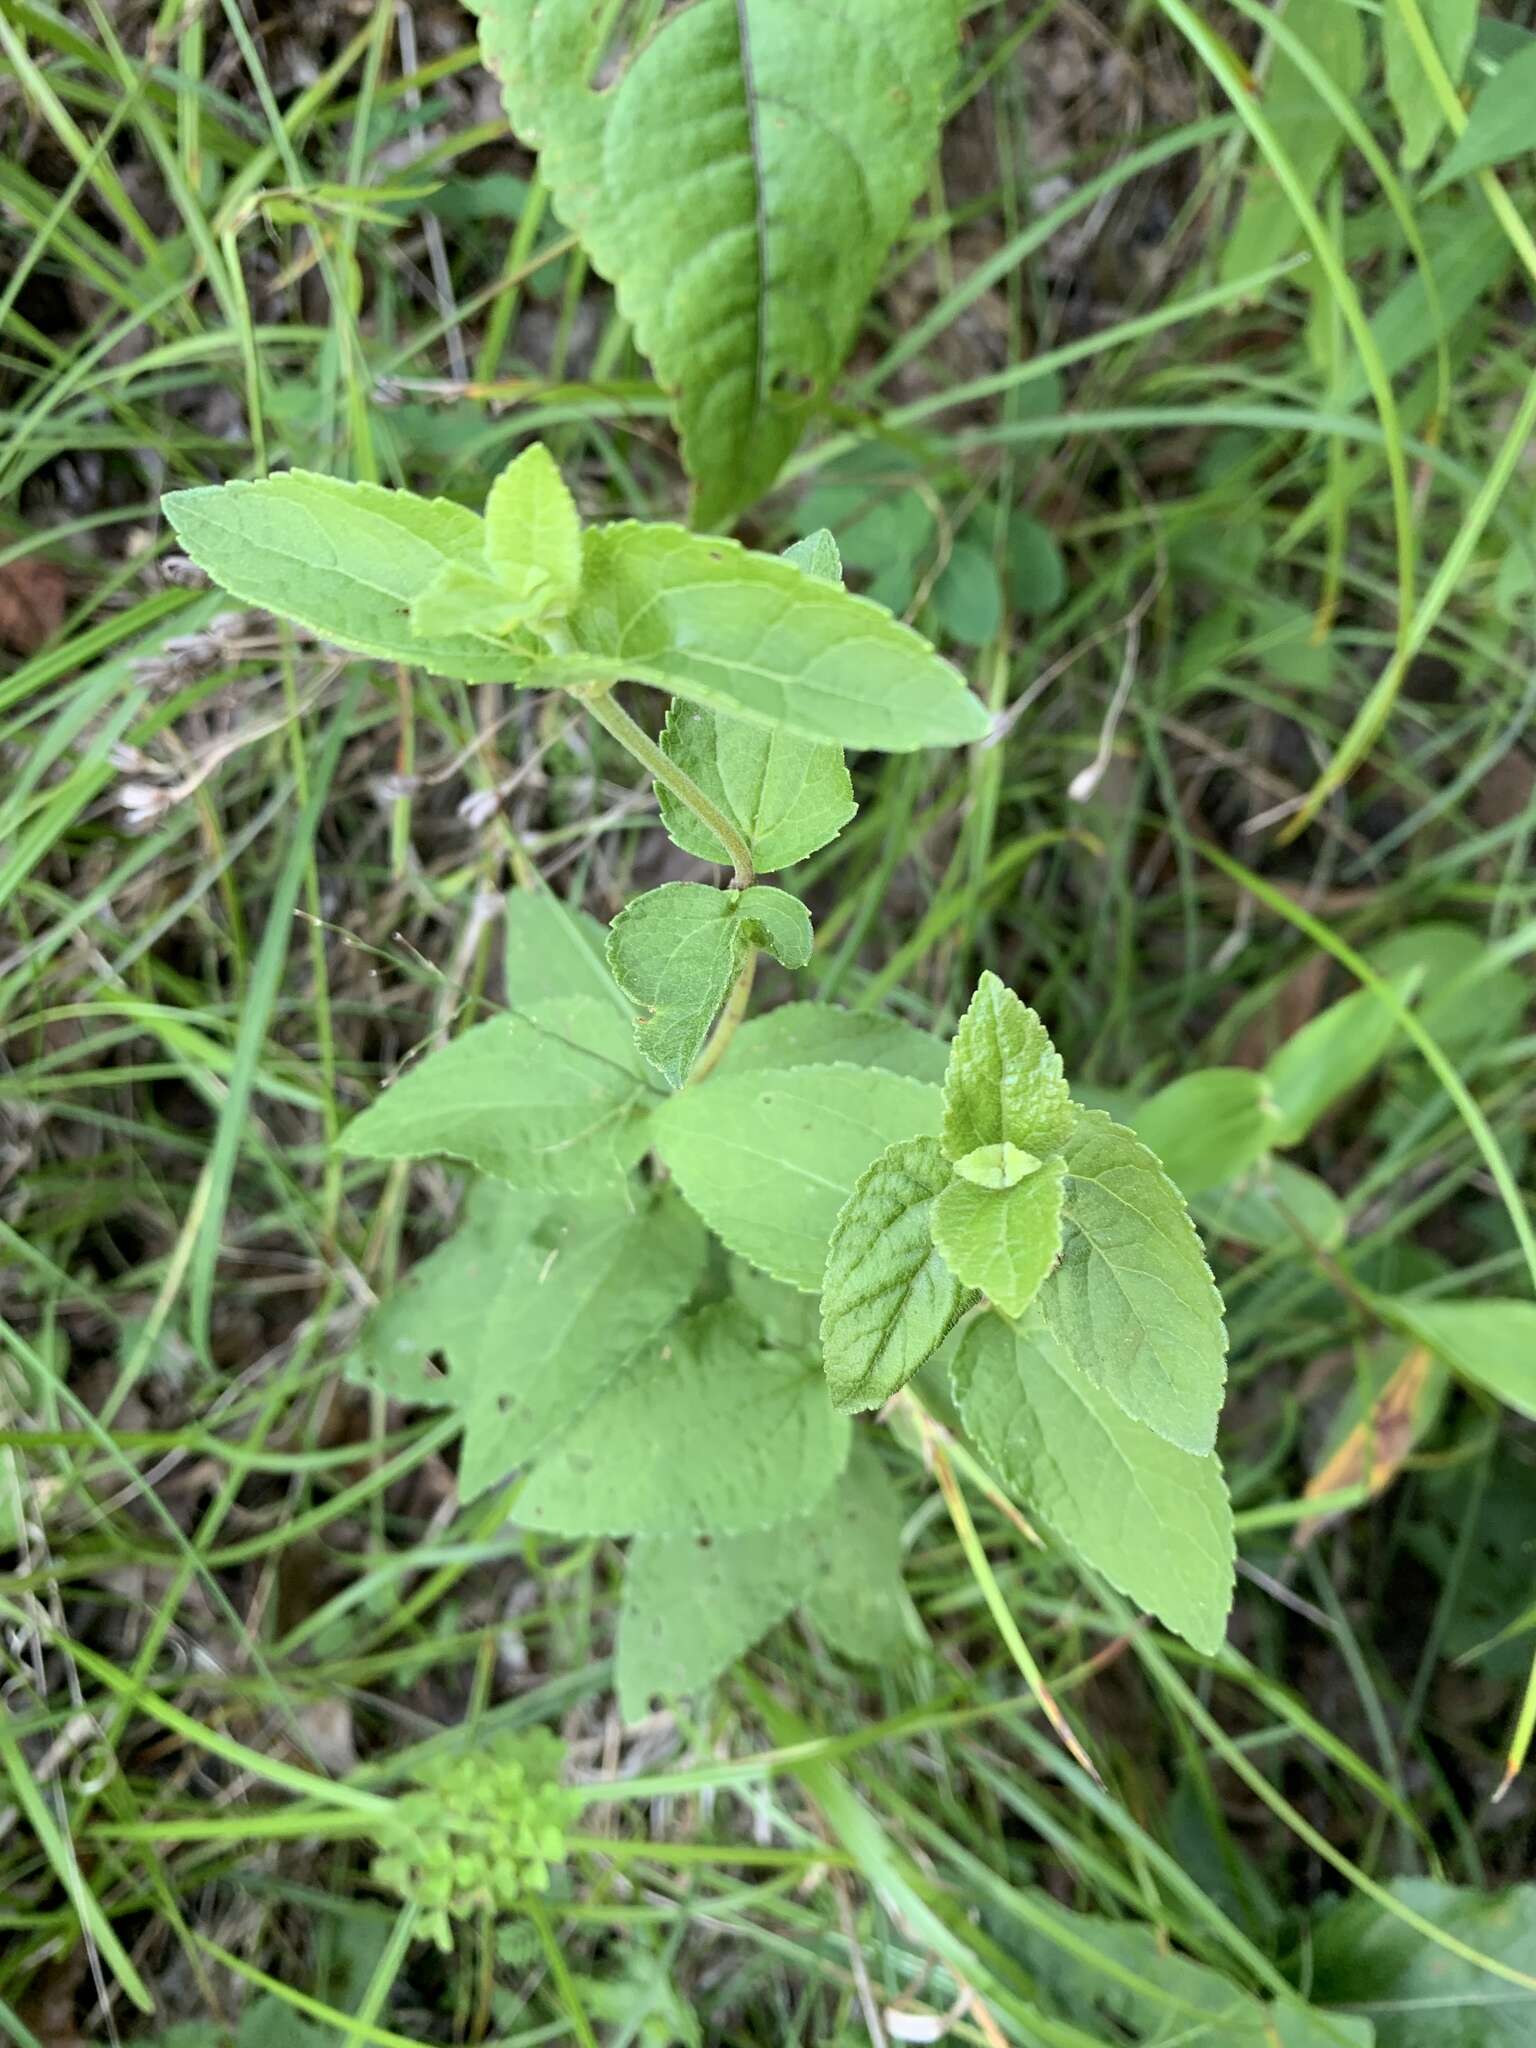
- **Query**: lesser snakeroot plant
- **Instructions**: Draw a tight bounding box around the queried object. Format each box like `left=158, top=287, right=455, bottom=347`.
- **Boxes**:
left=162, top=441, right=1234, bottom=1720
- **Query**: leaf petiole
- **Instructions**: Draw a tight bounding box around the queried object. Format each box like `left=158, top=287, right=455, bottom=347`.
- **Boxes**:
left=570, top=682, right=756, bottom=888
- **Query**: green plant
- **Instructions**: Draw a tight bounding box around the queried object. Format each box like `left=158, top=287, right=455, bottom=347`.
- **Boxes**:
left=163, top=442, right=1238, bottom=1706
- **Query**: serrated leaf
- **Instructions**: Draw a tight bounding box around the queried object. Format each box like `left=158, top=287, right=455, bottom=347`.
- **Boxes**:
left=162, top=473, right=530, bottom=683
left=1380, top=1295, right=1536, bottom=1422
left=942, top=971, right=1074, bottom=1164
left=517, top=1304, right=849, bottom=1537
left=1385, top=0, right=1478, bottom=169
left=606, top=882, right=811, bottom=1087
left=466, top=0, right=957, bottom=526
left=657, top=534, right=855, bottom=872
left=615, top=1440, right=910, bottom=1719
left=821, top=1136, right=966, bottom=1412
left=484, top=442, right=582, bottom=611
left=503, top=888, right=625, bottom=1013
left=339, top=995, right=653, bottom=1194
left=1132, top=1068, right=1278, bottom=1197
left=954, top=1318, right=1234, bottom=1654
left=410, top=559, right=544, bottom=640
left=655, top=1062, right=941, bottom=1289
left=953, top=1142, right=1041, bottom=1190
left=722, top=1002, right=948, bottom=1086
left=1263, top=977, right=1413, bottom=1148
left=1040, top=1111, right=1227, bottom=1455
left=535, top=523, right=988, bottom=752
left=933, top=1157, right=1065, bottom=1320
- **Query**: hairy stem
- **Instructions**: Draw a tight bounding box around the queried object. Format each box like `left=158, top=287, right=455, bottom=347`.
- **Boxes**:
left=688, top=947, right=757, bottom=1086
left=571, top=684, right=754, bottom=888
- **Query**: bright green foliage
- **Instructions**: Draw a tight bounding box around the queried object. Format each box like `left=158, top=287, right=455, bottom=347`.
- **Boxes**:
left=370, top=1730, right=581, bottom=1952
left=1133, top=1068, right=1278, bottom=1196
left=654, top=1063, right=942, bottom=1289
left=409, top=559, right=547, bottom=640
left=941, top=971, right=1074, bottom=1163
left=617, top=1441, right=910, bottom=1718
left=821, top=1137, right=968, bottom=1412
left=1041, top=1111, right=1228, bottom=1455
left=516, top=1304, right=849, bottom=1537
left=953, top=1319, right=1234, bottom=1655
left=162, top=472, right=530, bottom=682
left=464, top=0, right=957, bottom=525
left=953, top=1141, right=1042, bottom=1190
left=932, top=1157, right=1065, bottom=1321
left=1263, top=977, right=1412, bottom=1147
left=1222, top=0, right=1364, bottom=280
left=503, top=889, right=624, bottom=1013
left=1384, top=0, right=1478, bottom=169
left=656, top=534, right=855, bottom=871
left=1428, top=44, right=1536, bottom=189
left=1382, top=1295, right=1536, bottom=1422
left=606, top=882, right=812, bottom=1086
left=339, top=996, right=654, bottom=1194
left=1308, top=1877, right=1536, bottom=2046
left=534, top=523, right=989, bottom=751
left=484, top=441, right=582, bottom=611
left=720, top=1002, right=948, bottom=1085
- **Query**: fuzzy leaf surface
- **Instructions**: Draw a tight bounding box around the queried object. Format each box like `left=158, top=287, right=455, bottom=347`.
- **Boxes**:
left=466, top=0, right=957, bottom=525
left=942, top=970, right=1074, bottom=1163
left=821, top=1136, right=966, bottom=1412
left=162, top=473, right=530, bottom=682
left=606, top=883, right=811, bottom=1087
left=533, top=523, right=987, bottom=751
left=339, top=995, right=653, bottom=1194
left=1040, top=1111, right=1227, bottom=1455
left=953, top=1141, right=1041, bottom=1190
left=654, top=1062, right=941, bottom=1289
left=484, top=442, right=582, bottom=610
left=933, top=1157, right=1065, bottom=1320
left=410, top=560, right=545, bottom=641
left=721, top=1003, right=948, bottom=1086
left=954, top=1318, right=1234, bottom=1655
left=516, top=1305, right=849, bottom=1537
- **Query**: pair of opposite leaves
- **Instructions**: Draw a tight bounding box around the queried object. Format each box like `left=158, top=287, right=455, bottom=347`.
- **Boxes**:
left=820, top=972, right=1229, bottom=1459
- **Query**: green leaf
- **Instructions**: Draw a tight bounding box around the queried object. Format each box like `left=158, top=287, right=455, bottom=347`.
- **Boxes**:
left=484, top=441, right=582, bottom=610
left=536, top=523, right=988, bottom=752
left=821, top=1136, right=967, bottom=1412
left=1040, top=1111, right=1227, bottom=1455
left=932, top=539, right=1002, bottom=648
left=1380, top=1295, right=1536, bottom=1422
left=954, top=1318, right=1234, bottom=1654
left=1191, top=1157, right=1345, bottom=1253
left=1006, top=515, right=1066, bottom=618
left=1132, top=1068, right=1278, bottom=1197
left=933, top=1157, right=1065, bottom=1320
left=1384, top=0, right=1479, bottom=170
left=339, top=995, right=653, bottom=1194
left=1263, top=976, right=1415, bottom=1148
left=1427, top=44, right=1536, bottom=190
left=504, top=888, right=625, bottom=1013
left=410, top=559, right=545, bottom=640
left=952, top=1141, right=1042, bottom=1190
left=615, top=1440, right=909, bottom=1719
left=1221, top=0, right=1365, bottom=280
left=517, top=1304, right=849, bottom=1537
left=654, top=1062, right=942, bottom=1289
left=465, top=0, right=957, bottom=526
left=347, top=1184, right=708, bottom=1496
left=942, top=970, right=1074, bottom=1164
left=162, top=473, right=530, bottom=683
left=606, top=882, right=811, bottom=1087
left=657, top=534, right=855, bottom=871
left=721, top=1001, right=948, bottom=1086
left=1308, top=1876, right=1536, bottom=2046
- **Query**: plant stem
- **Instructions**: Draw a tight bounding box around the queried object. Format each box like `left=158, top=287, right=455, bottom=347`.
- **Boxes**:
left=571, top=684, right=754, bottom=888
left=688, top=947, right=757, bottom=1085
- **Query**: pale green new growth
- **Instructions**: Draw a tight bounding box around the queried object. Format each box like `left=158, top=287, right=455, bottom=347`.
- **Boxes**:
left=1041, top=1111, right=1228, bottom=1456
left=942, top=970, right=1075, bottom=1163
left=465, top=0, right=957, bottom=525
left=821, top=1136, right=967, bottom=1413
left=516, top=1304, right=849, bottom=1537
left=654, top=1063, right=942, bottom=1291
left=484, top=440, right=582, bottom=611
left=954, top=1319, right=1234, bottom=1655
left=932, top=1157, right=1065, bottom=1321
left=409, top=559, right=548, bottom=641
left=606, top=882, right=812, bottom=1087
left=953, top=1141, right=1042, bottom=1190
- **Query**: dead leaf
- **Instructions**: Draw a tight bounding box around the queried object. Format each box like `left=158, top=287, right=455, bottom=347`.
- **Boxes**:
left=0, top=557, right=69, bottom=654
left=1295, top=1343, right=1444, bottom=1547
